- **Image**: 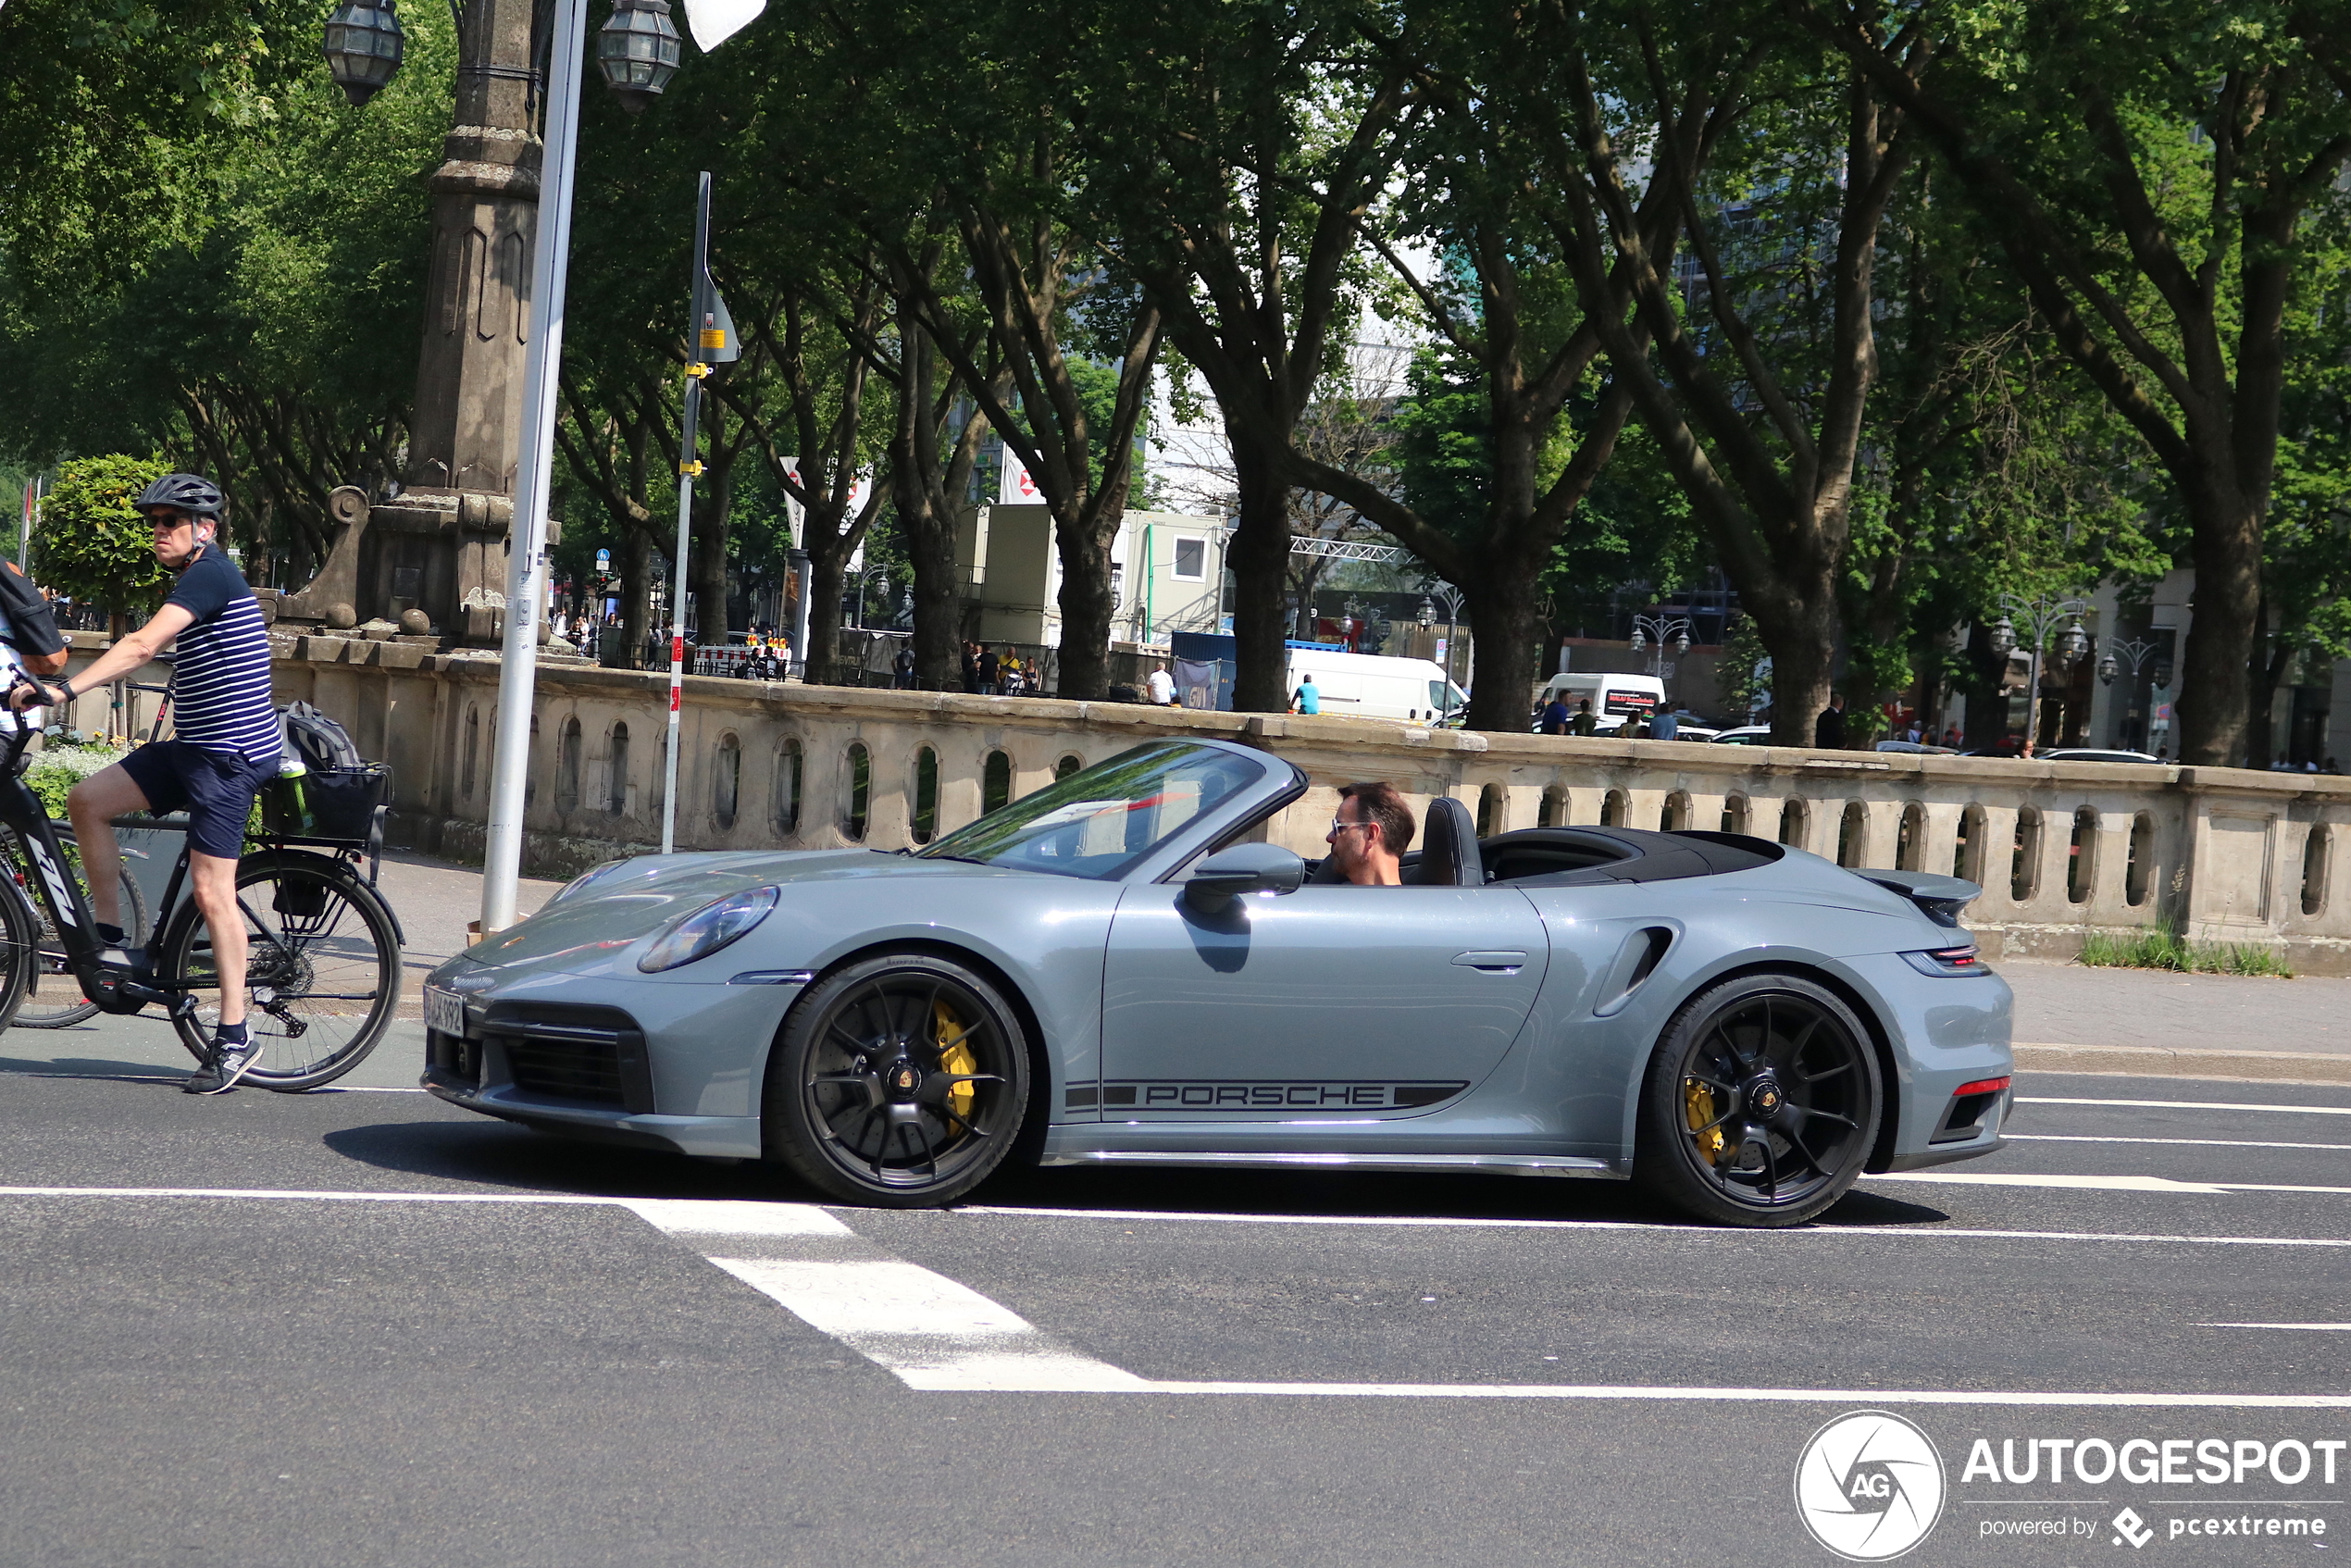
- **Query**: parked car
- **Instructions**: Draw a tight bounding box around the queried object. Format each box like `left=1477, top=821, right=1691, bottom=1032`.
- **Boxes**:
left=1710, top=725, right=1774, bottom=746
left=1875, top=740, right=1958, bottom=754
left=2041, top=748, right=2162, bottom=765
left=424, top=737, right=2014, bottom=1228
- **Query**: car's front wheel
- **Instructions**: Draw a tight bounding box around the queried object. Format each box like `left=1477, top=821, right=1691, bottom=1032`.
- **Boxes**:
left=1633, top=972, right=1882, bottom=1227
left=763, top=952, right=1030, bottom=1206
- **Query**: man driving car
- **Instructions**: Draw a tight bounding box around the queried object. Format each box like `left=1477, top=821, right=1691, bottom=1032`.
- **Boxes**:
left=1325, top=781, right=1412, bottom=886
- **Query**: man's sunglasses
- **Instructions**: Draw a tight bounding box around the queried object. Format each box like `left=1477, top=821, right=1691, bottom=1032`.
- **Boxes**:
left=1326, top=816, right=1375, bottom=835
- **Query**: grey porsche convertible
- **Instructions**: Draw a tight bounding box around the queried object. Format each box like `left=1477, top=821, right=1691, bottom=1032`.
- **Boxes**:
left=423, top=738, right=2012, bottom=1226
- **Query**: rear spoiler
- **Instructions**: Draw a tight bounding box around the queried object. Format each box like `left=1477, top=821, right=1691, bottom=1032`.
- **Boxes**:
left=1857, top=869, right=1981, bottom=928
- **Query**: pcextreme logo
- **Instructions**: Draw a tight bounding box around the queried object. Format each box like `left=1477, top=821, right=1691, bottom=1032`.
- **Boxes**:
left=1795, top=1411, right=1948, bottom=1562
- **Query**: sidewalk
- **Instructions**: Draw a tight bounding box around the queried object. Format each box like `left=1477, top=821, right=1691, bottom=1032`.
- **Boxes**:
left=2002, top=957, right=2351, bottom=1083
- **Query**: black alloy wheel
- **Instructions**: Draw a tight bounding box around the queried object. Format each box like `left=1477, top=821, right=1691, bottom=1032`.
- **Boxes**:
left=763, top=952, right=1029, bottom=1205
left=1634, top=972, right=1882, bottom=1226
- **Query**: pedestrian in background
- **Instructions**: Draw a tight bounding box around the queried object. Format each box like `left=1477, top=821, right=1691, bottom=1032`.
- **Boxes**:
left=961, top=641, right=980, bottom=692
left=893, top=642, right=915, bottom=689
left=1569, top=699, right=1598, bottom=736
left=1147, top=663, right=1176, bottom=706
left=976, top=644, right=1001, bottom=694
left=1650, top=707, right=1679, bottom=742
left=1538, top=693, right=1572, bottom=735
left=1289, top=673, right=1320, bottom=715
left=1815, top=693, right=1847, bottom=749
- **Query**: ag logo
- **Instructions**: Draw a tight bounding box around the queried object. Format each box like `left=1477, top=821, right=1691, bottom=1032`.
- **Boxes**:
left=1793, top=1411, right=1946, bottom=1561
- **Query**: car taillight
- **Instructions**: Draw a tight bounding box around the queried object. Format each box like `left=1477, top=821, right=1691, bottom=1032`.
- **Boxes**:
left=1953, top=1076, right=2011, bottom=1098
left=1899, top=945, right=1987, bottom=977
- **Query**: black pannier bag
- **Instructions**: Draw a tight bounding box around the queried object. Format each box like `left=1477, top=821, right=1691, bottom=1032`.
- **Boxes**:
left=261, top=703, right=389, bottom=844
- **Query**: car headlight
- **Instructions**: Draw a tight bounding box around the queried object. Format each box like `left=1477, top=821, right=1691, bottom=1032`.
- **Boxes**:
left=549, top=858, right=628, bottom=906
left=638, top=886, right=779, bottom=973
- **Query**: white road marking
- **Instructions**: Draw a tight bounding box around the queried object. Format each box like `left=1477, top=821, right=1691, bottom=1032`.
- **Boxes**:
left=1876, top=1172, right=2351, bottom=1196
left=619, top=1199, right=851, bottom=1237
left=3, top=1186, right=2345, bottom=1403
left=2009, top=1134, right=2351, bottom=1151
left=1135, top=1384, right=2351, bottom=1408
left=0, top=1185, right=621, bottom=1204
left=2020, top=1096, right=2351, bottom=1117
left=2198, top=1323, right=2351, bottom=1332
left=947, top=1202, right=2351, bottom=1247
left=626, top=1197, right=1150, bottom=1392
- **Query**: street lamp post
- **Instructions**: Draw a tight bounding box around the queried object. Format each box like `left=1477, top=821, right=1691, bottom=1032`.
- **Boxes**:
left=1985, top=591, right=2090, bottom=758
left=2097, top=636, right=2167, bottom=752
left=1419, top=583, right=1466, bottom=725
left=1626, top=614, right=1692, bottom=716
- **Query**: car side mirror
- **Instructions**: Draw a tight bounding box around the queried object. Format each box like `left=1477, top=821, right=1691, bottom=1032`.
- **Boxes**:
left=1182, top=843, right=1306, bottom=915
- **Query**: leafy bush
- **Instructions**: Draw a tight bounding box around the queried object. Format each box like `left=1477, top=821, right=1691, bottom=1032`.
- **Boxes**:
left=33, top=455, right=172, bottom=618
left=2077, top=922, right=2295, bottom=978
left=24, top=742, right=128, bottom=822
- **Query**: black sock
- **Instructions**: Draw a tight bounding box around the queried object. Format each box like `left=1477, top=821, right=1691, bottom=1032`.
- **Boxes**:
left=95, top=922, right=125, bottom=947
left=216, top=1021, right=249, bottom=1046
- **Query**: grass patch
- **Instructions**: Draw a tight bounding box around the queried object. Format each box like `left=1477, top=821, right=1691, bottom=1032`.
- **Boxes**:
left=2077, top=921, right=2295, bottom=977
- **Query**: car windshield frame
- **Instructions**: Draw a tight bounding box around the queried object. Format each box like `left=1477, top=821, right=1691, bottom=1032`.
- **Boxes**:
left=914, top=740, right=1272, bottom=881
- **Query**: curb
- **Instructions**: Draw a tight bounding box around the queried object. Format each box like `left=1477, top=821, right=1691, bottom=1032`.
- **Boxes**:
left=2015, top=1042, right=2351, bottom=1086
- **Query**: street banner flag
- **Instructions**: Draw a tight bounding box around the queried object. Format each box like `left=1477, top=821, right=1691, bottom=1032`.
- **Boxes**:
left=681, top=0, right=765, bottom=52
left=999, top=446, right=1039, bottom=504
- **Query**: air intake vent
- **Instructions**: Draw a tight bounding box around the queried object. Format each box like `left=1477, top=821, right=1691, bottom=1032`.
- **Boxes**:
left=481, top=1003, right=654, bottom=1113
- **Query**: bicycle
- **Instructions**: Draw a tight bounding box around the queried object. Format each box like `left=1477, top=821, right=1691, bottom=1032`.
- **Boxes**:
left=0, top=683, right=405, bottom=1089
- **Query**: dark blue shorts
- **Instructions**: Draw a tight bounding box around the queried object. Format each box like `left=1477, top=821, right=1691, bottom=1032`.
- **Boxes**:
left=120, top=740, right=279, bottom=860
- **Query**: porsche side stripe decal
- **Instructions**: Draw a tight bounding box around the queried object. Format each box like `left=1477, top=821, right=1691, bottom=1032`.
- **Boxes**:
left=626, top=1198, right=1148, bottom=1392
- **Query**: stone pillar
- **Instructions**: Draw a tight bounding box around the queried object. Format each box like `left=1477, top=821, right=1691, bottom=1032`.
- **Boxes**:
left=406, top=0, right=541, bottom=500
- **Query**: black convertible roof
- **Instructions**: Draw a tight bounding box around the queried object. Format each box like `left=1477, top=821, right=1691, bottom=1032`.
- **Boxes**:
left=1478, top=827, right=1785, bottom=887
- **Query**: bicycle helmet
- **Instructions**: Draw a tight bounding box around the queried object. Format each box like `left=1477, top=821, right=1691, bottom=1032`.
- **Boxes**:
left=134, top=472, right=225, bottom=519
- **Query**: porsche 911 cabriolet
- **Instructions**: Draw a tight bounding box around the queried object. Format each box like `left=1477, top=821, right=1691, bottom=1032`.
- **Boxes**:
left=423, top=738, right=2012, bottom=1226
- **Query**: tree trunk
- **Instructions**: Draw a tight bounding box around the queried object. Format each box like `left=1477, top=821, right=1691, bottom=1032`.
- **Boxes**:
left=802, top=544, right=847, bottom=687
left=1226, top=439, right=1294, bottom=713
left=690, top=431, right=734, bottom=653
left=1755, top=578, right=1840, bottom=749
left=2181, top=486, right=2265, bottom=767
left=1462, top=552, right=1547, bottom=735
left=622, top=523, right=653, bottom=670
left=1053, top=511, right=1115, bottom=699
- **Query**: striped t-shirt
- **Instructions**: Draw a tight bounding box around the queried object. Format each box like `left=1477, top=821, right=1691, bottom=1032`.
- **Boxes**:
left=164, top=545, right=280, bottom=763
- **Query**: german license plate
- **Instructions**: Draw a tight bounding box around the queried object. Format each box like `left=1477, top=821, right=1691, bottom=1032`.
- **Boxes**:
left=424, top=985, right=466, bottom=1037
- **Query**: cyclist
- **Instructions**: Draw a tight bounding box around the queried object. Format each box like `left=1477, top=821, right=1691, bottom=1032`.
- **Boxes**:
left=10, top=473, right=280, bottom=1092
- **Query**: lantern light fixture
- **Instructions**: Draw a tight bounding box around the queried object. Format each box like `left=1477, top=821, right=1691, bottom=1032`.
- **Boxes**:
left=322, top=0, right=405, bottom=106
left=597, top=0, right=682, bottom=113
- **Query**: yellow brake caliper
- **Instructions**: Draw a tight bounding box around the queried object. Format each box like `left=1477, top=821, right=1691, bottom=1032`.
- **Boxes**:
left=1683, top=1077, right=1727, bottom=1164
left=935, top=1001, right=977, bottom=1126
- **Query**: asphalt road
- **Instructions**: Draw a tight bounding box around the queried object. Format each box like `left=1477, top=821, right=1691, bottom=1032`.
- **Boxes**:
left=1, top=1060, right=2345, bottom=1568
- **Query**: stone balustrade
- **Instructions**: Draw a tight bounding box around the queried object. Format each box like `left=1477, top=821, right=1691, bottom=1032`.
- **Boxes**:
left=53, top=631, right=2351, bottom=971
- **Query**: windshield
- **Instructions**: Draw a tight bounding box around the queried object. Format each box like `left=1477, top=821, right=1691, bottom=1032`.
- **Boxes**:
left=915, top=741, right=1263, bottom=880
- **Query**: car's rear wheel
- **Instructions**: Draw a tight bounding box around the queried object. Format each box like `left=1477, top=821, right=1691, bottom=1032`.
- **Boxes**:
left=1633, top=973, right=1881, bottom=1227
left=763, top=952, right=1029, bottom=1206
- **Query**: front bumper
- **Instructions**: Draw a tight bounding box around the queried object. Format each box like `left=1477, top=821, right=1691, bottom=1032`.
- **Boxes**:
left=420, top=975, right=794, bottom=1160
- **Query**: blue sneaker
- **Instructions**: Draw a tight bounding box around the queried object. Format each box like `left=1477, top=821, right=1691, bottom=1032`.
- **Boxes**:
left=184, top=1033, right=263, bottom=1095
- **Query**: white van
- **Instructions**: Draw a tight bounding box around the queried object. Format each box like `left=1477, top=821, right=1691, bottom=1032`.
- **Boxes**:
left=1287, top=649, right=1469, bottom=724
left=1536, top=671, right=1667, bottom=734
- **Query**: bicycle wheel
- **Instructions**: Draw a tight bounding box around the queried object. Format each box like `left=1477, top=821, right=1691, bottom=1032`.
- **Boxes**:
left=0, top=870, right=41, bottom=1034
left=2, top=828, right=150, bottom=1029
left=160, top=852, right=401, bottom=1090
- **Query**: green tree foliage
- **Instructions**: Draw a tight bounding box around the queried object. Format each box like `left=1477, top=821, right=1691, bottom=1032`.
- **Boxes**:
left=1796, top=0, right=2351, bottom=765
left=0, top=2, right=452, bottom=581
left=32, top=454, right=169, bottom=616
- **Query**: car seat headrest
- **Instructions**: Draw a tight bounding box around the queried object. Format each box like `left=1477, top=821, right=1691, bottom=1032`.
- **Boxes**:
left=1409, top=796, right=1483, bottom=886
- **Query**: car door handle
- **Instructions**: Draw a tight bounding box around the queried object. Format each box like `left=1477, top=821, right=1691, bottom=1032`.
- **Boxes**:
left=1451, top=951, right=1528, bottom=973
